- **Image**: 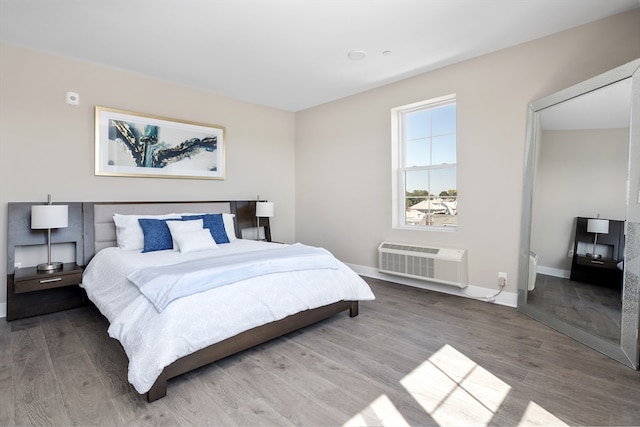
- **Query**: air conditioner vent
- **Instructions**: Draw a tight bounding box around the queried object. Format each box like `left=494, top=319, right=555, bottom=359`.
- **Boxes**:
left=378, top=242, right=468, bottom=288
left=379, top=243, right=440, bottom=254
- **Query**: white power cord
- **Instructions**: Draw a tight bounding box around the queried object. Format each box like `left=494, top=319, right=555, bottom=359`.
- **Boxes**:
left=463, top=279, right=506, bottom=303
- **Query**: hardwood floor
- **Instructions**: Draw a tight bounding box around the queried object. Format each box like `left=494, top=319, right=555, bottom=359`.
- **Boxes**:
left=2, top=277, right=639, bottom=426
left=527, top=274, right=621, bottom=343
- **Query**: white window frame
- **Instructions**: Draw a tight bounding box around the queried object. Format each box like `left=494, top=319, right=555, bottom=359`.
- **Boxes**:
left=391, top=93, right=457, bottom=231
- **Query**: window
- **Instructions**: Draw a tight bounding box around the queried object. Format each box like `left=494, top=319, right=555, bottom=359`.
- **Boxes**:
left=392, top=94, right=457, bottom=229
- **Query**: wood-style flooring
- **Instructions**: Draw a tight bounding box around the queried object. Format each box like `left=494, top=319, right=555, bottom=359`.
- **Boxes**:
left=527, top=274, right=621, bottom=343
left=1, top=277, right=639, bottom=426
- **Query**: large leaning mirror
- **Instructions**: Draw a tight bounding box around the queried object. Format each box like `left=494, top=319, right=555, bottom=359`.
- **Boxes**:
left=518, top=58, right=640, bottom=369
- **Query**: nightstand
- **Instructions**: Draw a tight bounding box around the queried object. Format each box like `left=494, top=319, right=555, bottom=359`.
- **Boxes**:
left=7, top=262, right=85, bottom=321
left=569, top=217, right=624, bottom=287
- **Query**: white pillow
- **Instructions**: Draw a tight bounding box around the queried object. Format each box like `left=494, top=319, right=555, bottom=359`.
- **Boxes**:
left=174, top=229, right=218, bottom=253
left=113, top=213, right=180, bottom=251
left=166, top=219, right=204, bottom=251
left=223, top=213, right=237, bottom=241
left=176, top=212, right=237, bottom=242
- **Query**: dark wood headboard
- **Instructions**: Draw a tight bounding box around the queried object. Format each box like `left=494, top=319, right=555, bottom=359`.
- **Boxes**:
left=7, top=200, right=268, bottom=272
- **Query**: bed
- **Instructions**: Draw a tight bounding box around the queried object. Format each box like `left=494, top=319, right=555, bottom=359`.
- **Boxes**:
left=79, top=201, right=375, bottom=402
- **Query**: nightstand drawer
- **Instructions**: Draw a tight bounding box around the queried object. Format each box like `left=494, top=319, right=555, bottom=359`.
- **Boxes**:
left=576, top=256, right=618, bottom=270
left=14, top=263, right=83, bottom=294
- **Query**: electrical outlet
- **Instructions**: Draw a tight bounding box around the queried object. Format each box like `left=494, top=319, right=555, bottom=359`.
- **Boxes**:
left=14, top=262, right=22, bottom=269
left=498, top=272, right=507, bottom=287
left=568, top=249, right=574, bottom=257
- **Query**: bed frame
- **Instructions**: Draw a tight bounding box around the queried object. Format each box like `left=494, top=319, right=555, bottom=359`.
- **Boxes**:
left=148, top=299, right=358, bottom=401
left=80, top=200, right=359, bottom=402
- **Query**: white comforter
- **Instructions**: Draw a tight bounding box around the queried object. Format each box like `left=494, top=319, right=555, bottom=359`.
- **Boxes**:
left=81, top=240, right=375, bottom=394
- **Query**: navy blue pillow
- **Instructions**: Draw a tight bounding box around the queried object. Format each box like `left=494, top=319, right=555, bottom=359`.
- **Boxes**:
left=181, top=214, right=230, bottom=244
left=138, top=218, right=181, bottom=253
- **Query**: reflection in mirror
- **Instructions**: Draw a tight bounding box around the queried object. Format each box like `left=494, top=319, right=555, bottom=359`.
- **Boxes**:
left=518, top=59, right=640, bottom=369
left=528, top=79, right=630, bottom=344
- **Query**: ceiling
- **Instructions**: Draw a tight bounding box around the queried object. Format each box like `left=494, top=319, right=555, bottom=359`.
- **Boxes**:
left=1, top=0, right=638, bottom=112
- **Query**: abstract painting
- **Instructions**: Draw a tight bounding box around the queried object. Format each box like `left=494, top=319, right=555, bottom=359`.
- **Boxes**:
left=95, top=107, right=225, bottom=179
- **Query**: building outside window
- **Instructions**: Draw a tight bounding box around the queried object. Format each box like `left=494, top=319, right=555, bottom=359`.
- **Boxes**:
left=392, top=94, right=457, bottom=229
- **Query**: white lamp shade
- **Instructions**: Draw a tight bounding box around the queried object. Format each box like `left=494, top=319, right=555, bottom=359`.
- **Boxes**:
left=256, top=202, right=274, bottom=218
left=587, top=218, right=609, bottom=234
left=31, top=205, right=69, bottom=229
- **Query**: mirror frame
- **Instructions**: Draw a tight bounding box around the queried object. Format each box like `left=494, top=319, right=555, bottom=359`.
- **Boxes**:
left=518, top=58, right=640, bottom=369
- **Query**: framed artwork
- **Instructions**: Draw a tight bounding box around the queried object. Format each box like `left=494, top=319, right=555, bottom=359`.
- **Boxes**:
left=95, top=106, right=225, bottom=179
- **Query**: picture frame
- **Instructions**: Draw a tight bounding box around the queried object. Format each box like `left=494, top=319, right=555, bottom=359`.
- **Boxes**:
left=95, top=106, right=225, bottom=179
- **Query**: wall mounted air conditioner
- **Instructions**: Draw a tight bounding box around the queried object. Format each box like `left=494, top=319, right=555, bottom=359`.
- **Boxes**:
left=378, top=242, right=468, bottom=288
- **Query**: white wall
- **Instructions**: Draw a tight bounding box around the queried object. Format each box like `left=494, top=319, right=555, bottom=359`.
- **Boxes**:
left=531, top=129, right=629, bottom=273
left=0, top=43, right=296, bottom=310
left=294, top=10, right=640, bottom=300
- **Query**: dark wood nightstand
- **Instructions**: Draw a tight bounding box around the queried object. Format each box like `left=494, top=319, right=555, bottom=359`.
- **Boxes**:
left=7, top=262, right=85, bottom=321
left=569, top=216, right=624, bottom=288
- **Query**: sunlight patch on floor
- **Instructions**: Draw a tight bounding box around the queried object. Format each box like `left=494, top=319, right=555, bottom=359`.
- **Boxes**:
left=343, top=394, right=410, bottom=427
left=343, top=344, right=570, bottom=426
left=517, top=401, right=568, bottom=426
left=400, top=344, right=511, bottom=426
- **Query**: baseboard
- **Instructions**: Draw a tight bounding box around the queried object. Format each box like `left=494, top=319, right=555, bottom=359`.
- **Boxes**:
left=347, top=263, right=517, bottom=308
left=0, top=303, right=6, bottom=319
left=537, top=265, right=570, bottom=279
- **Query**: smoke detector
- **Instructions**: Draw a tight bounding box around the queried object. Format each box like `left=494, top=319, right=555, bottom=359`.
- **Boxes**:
left=347, top=50, right=367, bottom=61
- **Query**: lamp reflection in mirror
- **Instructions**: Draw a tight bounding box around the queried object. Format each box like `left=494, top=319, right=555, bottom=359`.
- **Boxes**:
left=586, top=215, right=609, bottom=259
left=255, top=199, right=274, bottom=241
left=31, top=194, right=68, bottom=271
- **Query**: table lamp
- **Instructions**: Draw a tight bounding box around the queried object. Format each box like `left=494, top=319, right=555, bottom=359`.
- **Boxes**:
left=586, top=214, right=609, bottom=259
left=255, top=198, right=274, bottom=241
left=31, top=194, right=68, bottom=271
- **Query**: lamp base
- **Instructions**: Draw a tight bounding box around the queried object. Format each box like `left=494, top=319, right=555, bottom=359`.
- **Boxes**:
left=37, top=261, right=63, bottom=272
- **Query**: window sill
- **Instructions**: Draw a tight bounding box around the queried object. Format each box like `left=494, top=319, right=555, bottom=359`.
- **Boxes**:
left=394, top=224, right=458, bottom=232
